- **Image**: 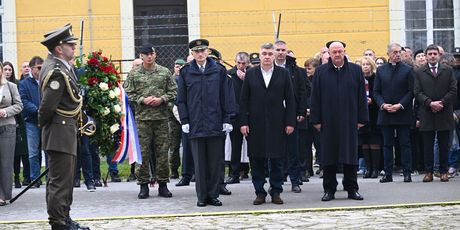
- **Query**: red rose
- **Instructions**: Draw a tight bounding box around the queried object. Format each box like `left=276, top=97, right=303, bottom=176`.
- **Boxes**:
left=98, top=51, right=102, bottom=55
left=88, top=77, right=98, bottom=86
left=103, top=57, right=108, bottom=62
left=107, top=82, right=113, bottom=88
left=87, top=57, right=99, bottom=66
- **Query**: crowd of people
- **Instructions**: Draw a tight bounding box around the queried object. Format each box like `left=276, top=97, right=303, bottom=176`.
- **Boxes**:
left=0, top=23, right=460, bottom=228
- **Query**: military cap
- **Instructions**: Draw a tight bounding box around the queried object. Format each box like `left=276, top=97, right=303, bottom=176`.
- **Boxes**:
left=249, top=52, right=260, bottom=65
left=413, top=49, right=424, bottom=59
left=139, top=44, right=155, bottom=54
left=208, top=48, right=222, bottom=61
left=41, top=24, right=78, bottom=51
left=325, top=40, right=346, bottom=49
left=189, top=39, right=209, bottom=51
left=175, top=59, right=186, bottom=66
left=453, top=47, right=460, bottom=56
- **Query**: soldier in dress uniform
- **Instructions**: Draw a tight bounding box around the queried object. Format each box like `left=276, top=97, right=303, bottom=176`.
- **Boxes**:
left=38, top=24, right=90, bottom=230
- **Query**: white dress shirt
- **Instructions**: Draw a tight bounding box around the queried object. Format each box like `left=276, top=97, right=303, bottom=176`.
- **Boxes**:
left=261, top=66, right=274, bottom=88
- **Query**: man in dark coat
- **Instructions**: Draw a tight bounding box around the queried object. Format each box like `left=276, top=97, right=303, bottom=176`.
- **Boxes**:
left=310, top=41, right=368, bottom=202
left=274, top=40, right=307, bottom=193
left=373, top=42, right=414, bottom=183
left=240, top=42, right=296, bottom=205
left=226, top=51, right=250, bottom=184
left=38, top=24, right=89, bottom=230
left=414, top=44, right=457, bottom=182
left=176, top=39, right=236, bottom=207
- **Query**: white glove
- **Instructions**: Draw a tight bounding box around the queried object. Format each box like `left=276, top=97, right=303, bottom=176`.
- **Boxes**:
left=182, top=124, right=190, bottom=133
left=222, top=123, right=233, bottom=134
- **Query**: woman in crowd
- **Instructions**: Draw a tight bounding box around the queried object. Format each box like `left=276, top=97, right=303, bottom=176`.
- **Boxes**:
left=4, top=62, right=30, bottom=188
left=413, top=49, right=427, bottom=69
left=0, top=61, right=24, bottom=205
left=375, top=57, right=387, bottom=68
left=359, top=56, right=381, bottom=178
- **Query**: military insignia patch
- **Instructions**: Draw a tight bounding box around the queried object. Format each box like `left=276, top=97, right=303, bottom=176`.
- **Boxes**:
left=196, top=40, right=202, bottom=46
left=252, top=53, right=258, bottom=58
left=50, top=81, right=60, bottom=90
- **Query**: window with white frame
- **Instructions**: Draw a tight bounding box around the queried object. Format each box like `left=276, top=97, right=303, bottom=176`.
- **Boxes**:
left=405, top=0, right=456, bottom=52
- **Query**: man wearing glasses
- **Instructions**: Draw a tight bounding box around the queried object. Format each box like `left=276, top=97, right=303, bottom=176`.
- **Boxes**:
left=19, top=56, right=46, bottom=188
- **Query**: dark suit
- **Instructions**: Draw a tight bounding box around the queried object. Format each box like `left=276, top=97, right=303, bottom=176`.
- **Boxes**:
left=38, top=54, right=82, bottom=226
left=240, top=65, right=296, bottom=196
left=373, top=62, right=414, bottom=176
left=414, top=63, right=457, bottom=173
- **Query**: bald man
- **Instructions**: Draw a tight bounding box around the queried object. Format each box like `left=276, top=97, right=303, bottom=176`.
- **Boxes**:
left=310, top=41, right=368, bottom=202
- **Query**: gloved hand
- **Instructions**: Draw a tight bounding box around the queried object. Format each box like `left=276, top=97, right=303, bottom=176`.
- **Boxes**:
left=182, top=124, right=190, bottom=133
left=222, top=123, right=233, bottom=134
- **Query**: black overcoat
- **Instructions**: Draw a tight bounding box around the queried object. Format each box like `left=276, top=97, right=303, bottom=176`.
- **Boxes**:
left=239, top=66, right=296, bottom=158
left=414, top=63, right=457, bottom=131
left=309, top=58, right=368, bottom=166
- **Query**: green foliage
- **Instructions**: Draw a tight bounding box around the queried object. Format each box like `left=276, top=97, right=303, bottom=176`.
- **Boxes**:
left=77, top=50, right=122, bottom=156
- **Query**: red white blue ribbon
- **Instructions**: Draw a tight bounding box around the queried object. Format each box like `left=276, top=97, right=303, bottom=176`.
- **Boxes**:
left=113, top=84, right=142, bottom=164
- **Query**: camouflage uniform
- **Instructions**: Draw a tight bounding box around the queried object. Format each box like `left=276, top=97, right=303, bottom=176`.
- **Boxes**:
left=124, top=64, right=177, bottom=184
left=168, top=74, right=182, bottom=174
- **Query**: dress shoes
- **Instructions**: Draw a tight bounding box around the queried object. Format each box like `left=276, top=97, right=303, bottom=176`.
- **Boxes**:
left=219, top=185, right=232, bottom=195
left=73, top=178, right=81, bottom=188
left=197, top=201, right=206, bottom=207
left=175, top=177, right=191, bottom=186
left=403, top=173, right=412, bottom=183
left=170, top=169, right=179, bottom=179
left=348, top=191, right=364, bottom=200
left=206, top=198, right=222, bottom=206
left=423, top=172, right=433, bottom=182
left=379, top=174, right=393, bottom=183
left=190, top=175, right=196, bottom=182
left=253, top=194, right=266, bottom=205
left=321, top=192, right=335, bottom=201
left=291, top=185, right=302, bottom=193
left=271, top=194, right=284, bottom=204
left=158, top=182, right=172, bottom=197
left=22, top=178, right=31, bottom=186
left=440, top=173, right=449, bottom=182
left=370, top=170, right=379, bottom=178
left=225, top=176, right=240, bottom=184
left=138, top=183, right=149, bottom=199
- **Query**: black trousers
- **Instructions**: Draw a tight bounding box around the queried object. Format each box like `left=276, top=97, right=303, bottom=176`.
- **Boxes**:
left=229, top=128, right=244, bottom=178
left=422, top=130, right=449, bottom=174
left=323, top=164, right=358, bottom=193
left=14, top=154, right=30, bottom=180
left=46, top=151, right=76, bottom=226
left=190, top=136, right=224, bottom=202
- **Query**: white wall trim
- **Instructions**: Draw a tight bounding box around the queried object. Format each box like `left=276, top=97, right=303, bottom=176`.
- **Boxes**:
left=120, top=0, right=134, bottom=79
left=426, top=0, right=434, bottom=45
left=389, top=0, right=405, bottom=45
left=3, top=0, right=18, bottom=72
left=187, top=0, right=200, bottom=42
left=454, top=0, right=460, bottom=48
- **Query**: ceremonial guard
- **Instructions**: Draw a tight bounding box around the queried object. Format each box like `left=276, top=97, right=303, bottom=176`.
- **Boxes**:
left=38, top=24, right=90, bottom=230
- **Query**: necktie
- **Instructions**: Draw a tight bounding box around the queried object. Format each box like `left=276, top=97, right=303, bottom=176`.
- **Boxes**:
left=200, top=65, right=205, bottom=73
left=431, top=66, right=437, bottom=76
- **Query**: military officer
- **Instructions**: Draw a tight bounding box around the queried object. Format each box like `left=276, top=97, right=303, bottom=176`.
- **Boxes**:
left=177, top=39, right=236, bottom=207
left=124, top=44, right=177, bottom=199
left=38, top=24, right=90, bottom=230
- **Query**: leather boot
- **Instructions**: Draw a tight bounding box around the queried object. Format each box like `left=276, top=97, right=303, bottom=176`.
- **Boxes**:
left=158, top=182, right=172, bottom=197
left=14, top=175, right=21, bottom=188
left=138, top=183, right=149, bottom=199
left=371, top=149, right=381, bottom=178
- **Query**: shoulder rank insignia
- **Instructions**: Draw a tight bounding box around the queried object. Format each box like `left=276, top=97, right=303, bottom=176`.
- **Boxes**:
left=50, top=80, right=60, bottom=90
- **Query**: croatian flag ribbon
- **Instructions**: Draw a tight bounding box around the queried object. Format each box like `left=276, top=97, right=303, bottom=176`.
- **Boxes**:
left=112, top=83, right=142, bottom=164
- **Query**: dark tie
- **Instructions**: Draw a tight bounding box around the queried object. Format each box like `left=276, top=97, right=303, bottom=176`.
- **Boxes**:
left=200, top=65, right=205, bottom=73
left=431, top=66, right=437, bottom=76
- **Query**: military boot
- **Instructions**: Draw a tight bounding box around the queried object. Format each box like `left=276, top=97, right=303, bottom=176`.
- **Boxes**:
left=138, top=183, right=149, bottom=199
left=158, top=182, right=172, bottom=197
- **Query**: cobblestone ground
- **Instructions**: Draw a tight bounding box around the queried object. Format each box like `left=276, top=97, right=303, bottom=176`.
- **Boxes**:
left=2, top=204, right=459, bottom=229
